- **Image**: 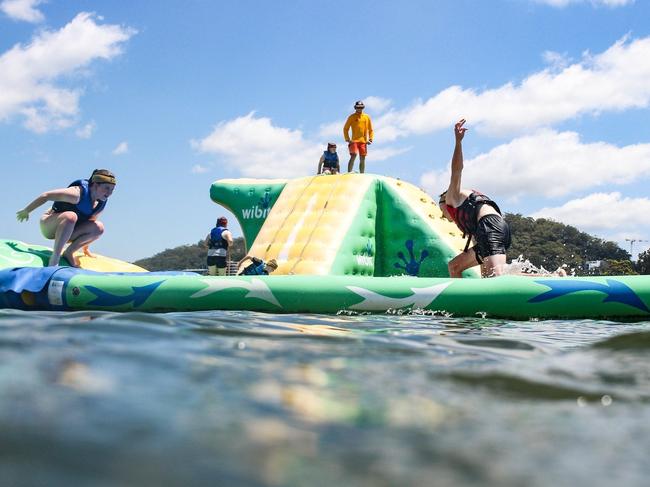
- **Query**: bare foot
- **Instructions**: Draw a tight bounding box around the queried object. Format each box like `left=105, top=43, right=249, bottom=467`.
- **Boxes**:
left=62, top=250, right=81, bottom=267
left=83, top=245, right=96, bottom=258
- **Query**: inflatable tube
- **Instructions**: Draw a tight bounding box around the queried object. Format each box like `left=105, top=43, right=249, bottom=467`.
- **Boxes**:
left=2, top=266, right=649, bottom=320
left=0, top=239, right=146, bottom=272
left=5, top=174, right=647, bottom=320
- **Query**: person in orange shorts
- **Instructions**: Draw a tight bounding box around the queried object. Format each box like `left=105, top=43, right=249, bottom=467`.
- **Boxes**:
left=343, top=100, right=373, bottom=173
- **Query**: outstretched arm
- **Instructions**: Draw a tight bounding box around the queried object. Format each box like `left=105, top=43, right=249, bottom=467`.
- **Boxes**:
left=238, top=255, right=253, bottom=267
left=343, top=116, right=352, bottom=142
left=445, top=119, right=468, bottom=207
left=16, top=186, right=81, bottom=222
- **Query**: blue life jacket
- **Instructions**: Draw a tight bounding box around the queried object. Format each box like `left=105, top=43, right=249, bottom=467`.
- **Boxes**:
left=51, top=179, right=106, bottom=221
left=209, top=226, right=229, bottom=250
left=241, top=258, right=267, bottom=275
left=322, top=151, right=339, bottom=169
left=208, top=226, right=229, bottom=258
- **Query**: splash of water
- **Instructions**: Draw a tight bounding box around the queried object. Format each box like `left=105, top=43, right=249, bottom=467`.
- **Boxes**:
left=501, top=255, right=571, bottom=277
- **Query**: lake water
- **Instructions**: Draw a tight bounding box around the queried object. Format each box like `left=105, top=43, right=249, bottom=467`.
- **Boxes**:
left=1, top=309, right=649, bottom=486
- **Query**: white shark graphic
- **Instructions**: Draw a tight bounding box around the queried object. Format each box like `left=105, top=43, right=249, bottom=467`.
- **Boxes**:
left=346, top=282, right=452, bottom=311
left=190, top=278, right=282, bottom=308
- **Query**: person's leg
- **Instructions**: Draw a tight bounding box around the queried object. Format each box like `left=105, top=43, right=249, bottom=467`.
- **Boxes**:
left=482, top=254, right=507, bottom=277
left=359, top=143, right=367, bottom=173
left=347, top=154, right=357, bottom=172
left=475, top=214, right=510, bottom=277
left=216, top=256, right=227, bottom=276
left=207, top=256, right=218, bottom=275
left=40, top=211, right=78, bottom=266
left=62, top=220, right=105, bottom=267
left=448, top=249, right=480, bottom=277
left=348, top=142, right=358, bottom=172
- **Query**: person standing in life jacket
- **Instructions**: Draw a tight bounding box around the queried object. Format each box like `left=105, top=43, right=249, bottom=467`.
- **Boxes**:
left=317, top=142, right=340, bottom=174
left=237, top=256, right=278, bottom=276
left=438, top=119, right=511, bottom=278
left=205, top=216, right=234, bottom=276
left=16, top=169, right=117, bottom=267
left=343, top=100, right=373, bottom=173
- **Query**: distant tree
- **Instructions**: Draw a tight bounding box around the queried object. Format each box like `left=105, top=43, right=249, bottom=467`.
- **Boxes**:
left=505, top=213, right=630, bottom=275
left=601, top=259, right=637, bottom=276
left=637, top=250, right=650, bottom=275
left=134, top=237, right=246, bottom=271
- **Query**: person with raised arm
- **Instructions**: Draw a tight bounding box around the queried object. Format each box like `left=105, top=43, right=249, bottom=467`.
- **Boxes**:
left=438, top=120, right=511, bottom=277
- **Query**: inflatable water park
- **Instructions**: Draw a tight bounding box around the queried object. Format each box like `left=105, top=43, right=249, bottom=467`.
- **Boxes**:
left=2, top=174, right=650, bottom=320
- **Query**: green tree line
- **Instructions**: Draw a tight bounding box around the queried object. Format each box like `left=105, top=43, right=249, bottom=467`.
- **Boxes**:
left=505, top=214, right=636, bottom=275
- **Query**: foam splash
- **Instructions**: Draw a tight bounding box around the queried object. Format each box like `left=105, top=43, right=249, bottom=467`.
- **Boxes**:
left=501, top=255, right=571, bottom=277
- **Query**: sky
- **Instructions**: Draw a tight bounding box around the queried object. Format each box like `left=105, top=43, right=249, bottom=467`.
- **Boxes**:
left=1, top=0, right=650, bottom=262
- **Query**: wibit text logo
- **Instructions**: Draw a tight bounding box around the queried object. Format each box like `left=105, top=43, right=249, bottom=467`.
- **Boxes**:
left=356, top=239, right=374, bottom=266
left=356, top=255, right=373, bottom=266
left=242, top=191, right=273, bottom=220
left=241, top=205, right=271, bottom=220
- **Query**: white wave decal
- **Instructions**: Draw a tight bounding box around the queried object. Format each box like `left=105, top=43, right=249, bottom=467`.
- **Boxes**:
left=3, top=250, right=40, bottom=266
left=346, top=282, right=452, bottom=311
left=190, top=278, right=282, bottom=308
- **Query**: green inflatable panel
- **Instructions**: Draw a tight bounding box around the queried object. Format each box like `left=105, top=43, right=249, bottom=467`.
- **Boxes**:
left=33, top=271, right=650, bottom=320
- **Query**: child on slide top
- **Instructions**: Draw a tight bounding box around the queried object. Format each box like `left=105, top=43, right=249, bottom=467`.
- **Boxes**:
left=317, top=142, right=340, bottom=175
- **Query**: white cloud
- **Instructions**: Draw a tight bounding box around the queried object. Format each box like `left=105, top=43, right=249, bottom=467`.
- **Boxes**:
left=0, top=12, right=135, bottom=133
left=75, top=120, right=96, bottom=139
left=542, top=50, right=571, bottom=69
left=533, top=0, right=634, bottom=7
left=191, top=164, right=209, bottom=174
left=420, top=129, right=650, bottom=199
left=318, top=120, right=342, bottom=140
left=1, top=0, right=44, bottom=23
left=371, top=146, right=412, bottom=162
left=112, top=141, right=128, bottom=155
left=372, top=35, right=650, bottom=139
left=192, top=112, right=322, bottom=178
left=531, top=193, right=650, bottom=256
left=363, top=96, right=392, bottom=114
left=193, top=112, right=410, bottom=177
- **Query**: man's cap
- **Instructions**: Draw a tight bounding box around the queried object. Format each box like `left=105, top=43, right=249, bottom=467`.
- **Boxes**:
left=90, top=169, right=116, bottom=185
left=354, top=100, right=365, bottom=109
left=217, top=216, right=228, bottom=225
left=327, top=142, right=337, bottom=148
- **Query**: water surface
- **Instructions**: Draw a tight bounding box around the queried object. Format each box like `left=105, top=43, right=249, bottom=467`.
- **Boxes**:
left=1, top=309, right=649, bottom=486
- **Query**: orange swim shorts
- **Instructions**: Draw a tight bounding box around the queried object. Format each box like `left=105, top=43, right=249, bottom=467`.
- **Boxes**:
left=348, top=142, right=368, bottom=156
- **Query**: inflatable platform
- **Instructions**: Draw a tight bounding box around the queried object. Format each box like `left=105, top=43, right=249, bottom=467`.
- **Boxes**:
left=2, top=174, right=649, bottom=320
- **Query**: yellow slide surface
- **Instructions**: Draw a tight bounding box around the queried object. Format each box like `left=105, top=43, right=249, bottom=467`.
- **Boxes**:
left=77, top=253, right=147, bottom=272
left=244, top=174, right=374, bottom=275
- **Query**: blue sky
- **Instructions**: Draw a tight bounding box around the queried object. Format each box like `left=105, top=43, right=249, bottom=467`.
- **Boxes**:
left=2, top=0, right=650, bottom=261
